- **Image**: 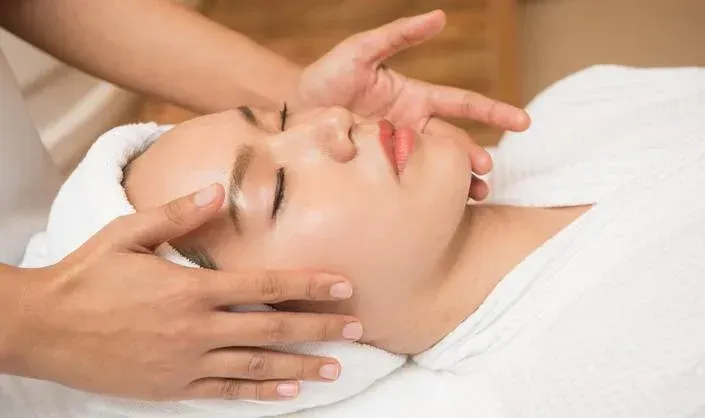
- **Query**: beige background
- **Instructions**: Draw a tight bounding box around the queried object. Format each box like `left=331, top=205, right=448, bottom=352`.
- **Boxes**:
left=519, top=0, right=705, bottom=104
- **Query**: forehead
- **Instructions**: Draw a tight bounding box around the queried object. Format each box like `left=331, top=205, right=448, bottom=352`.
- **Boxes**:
left=130, top=111, right=257, bottom=201
left=190, top=108, right=263, bottom=137
left=173, top=106, right=280, bottom=141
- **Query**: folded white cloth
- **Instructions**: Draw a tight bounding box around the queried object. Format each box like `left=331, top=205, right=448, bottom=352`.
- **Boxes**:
left=281, top=65, right=705, bottom=417
left=4, top=122, right=406, bottom=417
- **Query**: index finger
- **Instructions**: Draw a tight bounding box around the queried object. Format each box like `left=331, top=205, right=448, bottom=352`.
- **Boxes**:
left=426, top=84, right=531, bottom=132
left=199, top=270, right=353, bottom=307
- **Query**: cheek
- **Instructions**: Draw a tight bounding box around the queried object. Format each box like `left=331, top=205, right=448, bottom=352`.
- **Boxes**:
left=264, top=186, right=419, bottom=286
left=265, top=199, right=364, bottom=268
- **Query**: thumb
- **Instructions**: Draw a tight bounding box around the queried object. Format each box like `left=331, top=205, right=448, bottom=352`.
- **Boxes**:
left=114, top=183, right=225, bottom=250
left=351, top=9, right=446, bottom=66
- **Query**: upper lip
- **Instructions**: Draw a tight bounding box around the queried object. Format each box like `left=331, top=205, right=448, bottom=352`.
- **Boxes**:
left=377, top=119, right=398, bottom=174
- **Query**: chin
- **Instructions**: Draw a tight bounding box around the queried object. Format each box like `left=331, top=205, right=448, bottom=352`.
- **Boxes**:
left=390, top=139, right=470, bottom=280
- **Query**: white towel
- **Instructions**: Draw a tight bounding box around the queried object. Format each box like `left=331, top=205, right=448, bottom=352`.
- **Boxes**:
left=6, top=122, right=406, bottom=418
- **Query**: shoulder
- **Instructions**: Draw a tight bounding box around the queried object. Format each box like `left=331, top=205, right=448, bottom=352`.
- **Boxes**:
left=498, top=65, right=705, bottom=158
left=486, top=65, right=705, bottom=206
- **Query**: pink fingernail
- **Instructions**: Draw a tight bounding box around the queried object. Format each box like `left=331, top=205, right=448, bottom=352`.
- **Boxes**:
left=342, top=322, right=364, bottom=340
left=194, top=184, right=217, bottom=207
left=319, top=364, right=340, bottom=381
left=330, top=282, right=353, bottom=299
left=276, top=382, right=299, bottom=398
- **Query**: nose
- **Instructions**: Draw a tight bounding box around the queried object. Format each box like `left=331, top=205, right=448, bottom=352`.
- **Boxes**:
left=296, top=106, right=357, bottom=163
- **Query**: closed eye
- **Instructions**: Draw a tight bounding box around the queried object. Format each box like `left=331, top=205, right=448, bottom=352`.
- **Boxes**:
left=271, top=167, right=286, bottom=219
left=280, top=102, right=289, bottom=131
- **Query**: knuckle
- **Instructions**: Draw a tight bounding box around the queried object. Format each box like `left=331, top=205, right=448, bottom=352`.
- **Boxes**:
left=318, top=318, right=338, bottom=341
left=461, top=92, right=476, bottom=114
left=394, top=33, right=412, bottom=51
left=259, top=273, right=285, bottom=302
left=266, top=318, right=289, bottom=343
left=487, top=100, right=500, bottom=122
left=246, top=353, right=271, bottom=379
left=163, top=200, right=190, bottom=228
left=305, top=277, right=316, bottom=300
left=254, top=383, right=265, bottom=401
left=221, top=379, right=243, bottom=400
left=297, top=358, right=309, bottom=380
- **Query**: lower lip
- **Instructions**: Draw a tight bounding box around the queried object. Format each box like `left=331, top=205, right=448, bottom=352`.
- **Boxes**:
left=378, top=120, right=415, bottom=175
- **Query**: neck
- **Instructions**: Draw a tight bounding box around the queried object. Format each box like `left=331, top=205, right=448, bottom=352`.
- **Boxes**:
left=376, top=204, right=583, bottom=355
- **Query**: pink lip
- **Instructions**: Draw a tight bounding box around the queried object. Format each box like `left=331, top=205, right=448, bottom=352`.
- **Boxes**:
left=377, top=119, right=414, bottom=175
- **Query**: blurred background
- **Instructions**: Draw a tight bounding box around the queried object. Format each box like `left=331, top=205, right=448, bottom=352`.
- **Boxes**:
left=3, top=0, right=705, bottom=173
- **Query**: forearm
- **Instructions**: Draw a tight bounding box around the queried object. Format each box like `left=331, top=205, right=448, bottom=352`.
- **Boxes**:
left=0, top=0, right=303, bottom=113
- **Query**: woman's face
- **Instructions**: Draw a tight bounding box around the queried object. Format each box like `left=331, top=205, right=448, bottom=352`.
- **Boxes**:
left=126, top=107, right=471, bottom=336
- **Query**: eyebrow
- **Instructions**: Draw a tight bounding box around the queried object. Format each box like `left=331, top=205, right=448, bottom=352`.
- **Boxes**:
left=227, top=106, right=273, bottom=234
left=237, top=105, right=260, bottom=128
left=228, top=143, right=255, bottom=235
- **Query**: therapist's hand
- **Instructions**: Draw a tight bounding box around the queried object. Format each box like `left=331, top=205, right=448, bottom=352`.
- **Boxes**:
left=6, top=184, right=358, bottom=401
left=299, top=9, right=530, bottom=201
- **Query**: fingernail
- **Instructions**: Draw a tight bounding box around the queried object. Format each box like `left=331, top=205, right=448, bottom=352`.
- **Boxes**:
left=194, top=184, right=217, bottom=207
left=342, top=322, right=364, bottom=340
left=330, top=282, right=353, bottom=299
left=276, top=382, right=299, bottom=398
left=319, top=364, right=340, bottom=381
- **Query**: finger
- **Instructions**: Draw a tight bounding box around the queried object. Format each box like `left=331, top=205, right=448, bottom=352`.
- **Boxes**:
left=426, top=84, right=531, bottom=132
left=201, top=348, right=341, bottom=382
left=424, top=118, right=493, bottom=174
left=350, top=9, right=446, bottom=66
left=200, top=270, right=353, bottom=306
left=108, top=183, right=225, bottom=250
left=470, top=148, right=493, bottom=176
left=187, top=378, right=300, bottom=401
left=208, top=311, right=363, bottom=347
left=468, top=175, right=490, bottom=202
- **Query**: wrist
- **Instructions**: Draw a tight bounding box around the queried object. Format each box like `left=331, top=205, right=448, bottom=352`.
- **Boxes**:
left=255, top=59, right=306, bottom=112
left=0, top=264, right=47, bottom=376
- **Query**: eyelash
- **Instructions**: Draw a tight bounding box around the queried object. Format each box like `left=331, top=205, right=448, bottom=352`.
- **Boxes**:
left=272, top=102, right=289, bottom=219
left=272, top=167, right=286, bottom=219
left=279, top=102, right=288, bottom=131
